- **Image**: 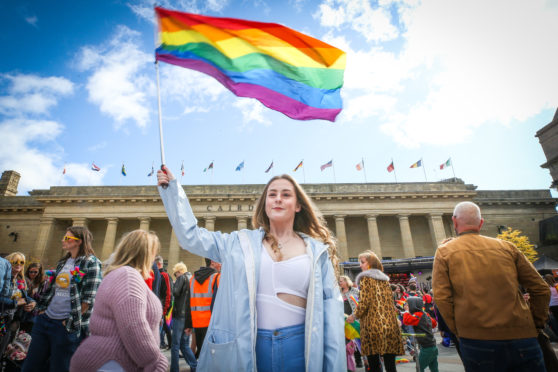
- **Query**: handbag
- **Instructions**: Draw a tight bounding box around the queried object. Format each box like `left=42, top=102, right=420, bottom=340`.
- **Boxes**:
left=538, top=329, right=558, bottom=372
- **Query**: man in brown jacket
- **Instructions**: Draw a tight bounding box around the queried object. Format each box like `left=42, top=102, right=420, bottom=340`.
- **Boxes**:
left=433, top=201, right=549, bottom=371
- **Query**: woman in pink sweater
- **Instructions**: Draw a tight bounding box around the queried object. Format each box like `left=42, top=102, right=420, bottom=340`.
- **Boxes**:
left=70, top=230, right=168, bottom=372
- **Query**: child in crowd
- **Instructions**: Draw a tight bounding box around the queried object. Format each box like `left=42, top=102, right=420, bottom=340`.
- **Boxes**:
left=402, top=297, right=439, bottom=372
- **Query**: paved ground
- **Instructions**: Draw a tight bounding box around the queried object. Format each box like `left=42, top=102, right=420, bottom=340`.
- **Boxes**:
left=163, top=335, right=558, bottom=371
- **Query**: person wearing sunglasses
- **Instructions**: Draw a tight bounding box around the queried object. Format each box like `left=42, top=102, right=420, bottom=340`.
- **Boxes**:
left=22, top=226, right=102, bottom=372
left=0, top=252, right=35, bottom=357
left=25, top=262, right=44, bottom=300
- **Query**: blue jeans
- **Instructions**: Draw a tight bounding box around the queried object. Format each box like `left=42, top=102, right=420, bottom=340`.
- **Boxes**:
left=170, top=316, right=197, bottom=372
left=22, top=313, right=82, bottom=372
left=459, top=337, right=546, bottom=372
left=256, top=323, right=305, bottom=372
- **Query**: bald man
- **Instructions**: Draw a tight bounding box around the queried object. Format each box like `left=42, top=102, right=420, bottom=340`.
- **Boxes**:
left=433, top=202, right=549, bottom=372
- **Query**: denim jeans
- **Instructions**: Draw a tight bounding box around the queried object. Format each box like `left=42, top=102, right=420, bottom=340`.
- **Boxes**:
left=459, top=337, right=546, bottom=372
left=22, top=313, right=82, bottom=372
left=170, top=316, right=197, bottom=372
left=256, top=323, right=305, bottom=372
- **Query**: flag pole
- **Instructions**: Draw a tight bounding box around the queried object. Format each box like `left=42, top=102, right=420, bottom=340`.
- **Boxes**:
left=154, top=9, right=168, bottom=188
left=362, top=157, right=368, bottom=183
left=450, top=157, right=456, bottom=179
left=422, top=157, right=428, bottom=181
left=393, top=158, right=398, bottom=183
left=155, top=60, right=168, bottom=188
left=302, top=160, right=306, bottom=183
left=156, top=61, right=166, bottom=167
left=332, top=160, right=337, bottom=183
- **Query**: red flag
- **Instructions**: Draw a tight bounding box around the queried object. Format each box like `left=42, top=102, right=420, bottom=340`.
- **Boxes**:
left=387, top=162, right=394, bottom=173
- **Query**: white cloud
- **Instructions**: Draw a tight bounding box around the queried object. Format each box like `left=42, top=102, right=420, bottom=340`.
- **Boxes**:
left=315, top=0, right=399, bottom=42
left=63, top=163, right=108, bottom=186
left=87, top=141, right=108, bottom=152
left=0, top=118, right=62, bottom=191
left=382, top=0, right=558, bottom=146
left=77, top=26, right=154, bottom=128
left=159, top=64, right=227, bottom=108
left=233, top=99, right=272, bottom=128
left=0, top=74, right=74, bottom=116
left=129, top=0, right=229, bottom=23
left=25, top=15, right=38, bottom=28
left=318, top=0, right=558, bottom=146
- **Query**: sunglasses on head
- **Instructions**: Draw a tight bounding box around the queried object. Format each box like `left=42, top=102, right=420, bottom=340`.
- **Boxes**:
left=63, top=235, right=80, bottom=242
left=11, top=260, right=24, bottom=265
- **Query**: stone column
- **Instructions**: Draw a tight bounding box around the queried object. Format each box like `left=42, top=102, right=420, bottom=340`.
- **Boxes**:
left=139, top=217, right=151, bottom=231
left=334, top=215, right=349, bottom=262
left=34, top=217, right=55, bottom=261
left=168, top=228, right=180, bottom=272
left=237, top=216, right=248, bottom=230
left=101, top=218, right=118, bottom=261
left=205, top=217, right=216, bottom=231
left=428, top=213, right=447, bottom=249
left=398, top=214, right=415, bottom=258
left=72, top=217, right=88, bottom=227
left=366, top=215, right=382, bottom=258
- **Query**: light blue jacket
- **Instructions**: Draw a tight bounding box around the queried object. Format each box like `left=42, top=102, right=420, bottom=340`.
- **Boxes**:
left=159, top=179, right=346, bottom=372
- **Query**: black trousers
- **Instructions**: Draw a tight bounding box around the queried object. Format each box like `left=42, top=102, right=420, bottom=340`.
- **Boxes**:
left=368, top=353, right=396, bottom=372
left=194, top=327, right=208, bottom=358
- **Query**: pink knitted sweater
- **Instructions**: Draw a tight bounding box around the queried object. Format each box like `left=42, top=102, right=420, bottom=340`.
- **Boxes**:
left=70, top=265, right=168, bottom=372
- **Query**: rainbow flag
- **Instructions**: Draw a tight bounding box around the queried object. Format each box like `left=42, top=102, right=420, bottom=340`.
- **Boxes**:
left=155, top=7, right=346, bottom=121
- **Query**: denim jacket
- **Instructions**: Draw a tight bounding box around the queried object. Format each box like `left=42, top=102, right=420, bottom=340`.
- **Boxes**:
left=159, top=179, right=346, bottom=372
left=0, top=257, right=17, bottom=309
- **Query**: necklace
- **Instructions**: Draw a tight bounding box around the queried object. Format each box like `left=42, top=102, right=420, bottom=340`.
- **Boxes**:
left=277, top=233, right=296, bottom=250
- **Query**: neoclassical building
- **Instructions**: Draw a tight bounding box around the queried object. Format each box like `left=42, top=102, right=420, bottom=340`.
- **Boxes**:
left=0, top=170, right=556, bottom=273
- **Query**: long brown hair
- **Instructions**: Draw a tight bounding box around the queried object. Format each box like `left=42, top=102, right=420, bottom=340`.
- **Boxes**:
left=252, top=174, right=339, bottom=276
left=25, top=262, right=44, bottom=288
left=64, top=226, right=95, bottom=259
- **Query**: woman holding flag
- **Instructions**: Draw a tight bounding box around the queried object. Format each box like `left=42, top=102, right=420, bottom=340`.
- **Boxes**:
left=157, top=166, right=345, bottom=372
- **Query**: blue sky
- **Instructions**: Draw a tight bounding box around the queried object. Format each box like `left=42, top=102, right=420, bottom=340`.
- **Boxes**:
left=1, top=0, right=557, bottom=195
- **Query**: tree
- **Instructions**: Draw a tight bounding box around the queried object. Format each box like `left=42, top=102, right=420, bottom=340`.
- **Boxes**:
left=497, top=227, right=538, bottom=263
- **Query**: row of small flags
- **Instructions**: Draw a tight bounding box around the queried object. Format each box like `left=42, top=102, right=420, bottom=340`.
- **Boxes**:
left=64, top=158, right=453, bottom=176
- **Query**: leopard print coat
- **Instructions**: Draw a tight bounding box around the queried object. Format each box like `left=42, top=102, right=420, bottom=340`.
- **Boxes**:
left=354, top=269, right=405, bottom=356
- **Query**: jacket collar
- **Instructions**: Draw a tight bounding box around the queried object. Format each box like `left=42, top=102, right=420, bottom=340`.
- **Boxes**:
left=457, top=230, right=480, bottom=236
left=255, top=228, right=329, bottom=261
left=356, top=268, right=390, bottom=287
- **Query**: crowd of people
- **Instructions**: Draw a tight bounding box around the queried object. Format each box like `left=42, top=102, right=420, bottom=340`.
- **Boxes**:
left=0, top=169, right=555, bottom=372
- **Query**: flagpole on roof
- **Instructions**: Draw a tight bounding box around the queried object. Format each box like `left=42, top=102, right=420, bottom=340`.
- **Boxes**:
left=302, top=160, right=306, bottom=184
left=362, top=157, right=368, bottom=183
left=332, top=160, right=337, bottom=184
left=393, top=158, right=398, bottom=184
left=450, top=157, right=456, bottom=179
left=422, top=158, right=427, bottom=182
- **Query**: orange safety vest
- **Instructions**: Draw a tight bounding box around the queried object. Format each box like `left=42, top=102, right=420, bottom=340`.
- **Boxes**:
left=190, top=272, right=220, bottom=328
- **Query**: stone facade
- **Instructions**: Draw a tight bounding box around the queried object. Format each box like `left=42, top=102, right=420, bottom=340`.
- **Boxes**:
left=0, top=174, right=556, bottom=273
left=536, top=108, right=558, bottom=189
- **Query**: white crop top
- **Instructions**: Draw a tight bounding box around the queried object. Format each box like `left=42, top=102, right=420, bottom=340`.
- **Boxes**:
left=256, top=247, right=311, bottom=330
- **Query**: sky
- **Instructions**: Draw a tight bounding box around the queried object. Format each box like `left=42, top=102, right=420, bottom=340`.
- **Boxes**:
left=1, top=0, right=557, bottom=196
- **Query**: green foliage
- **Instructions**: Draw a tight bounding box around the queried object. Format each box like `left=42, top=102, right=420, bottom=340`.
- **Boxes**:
left=497, top=227, right=538, bottom=263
